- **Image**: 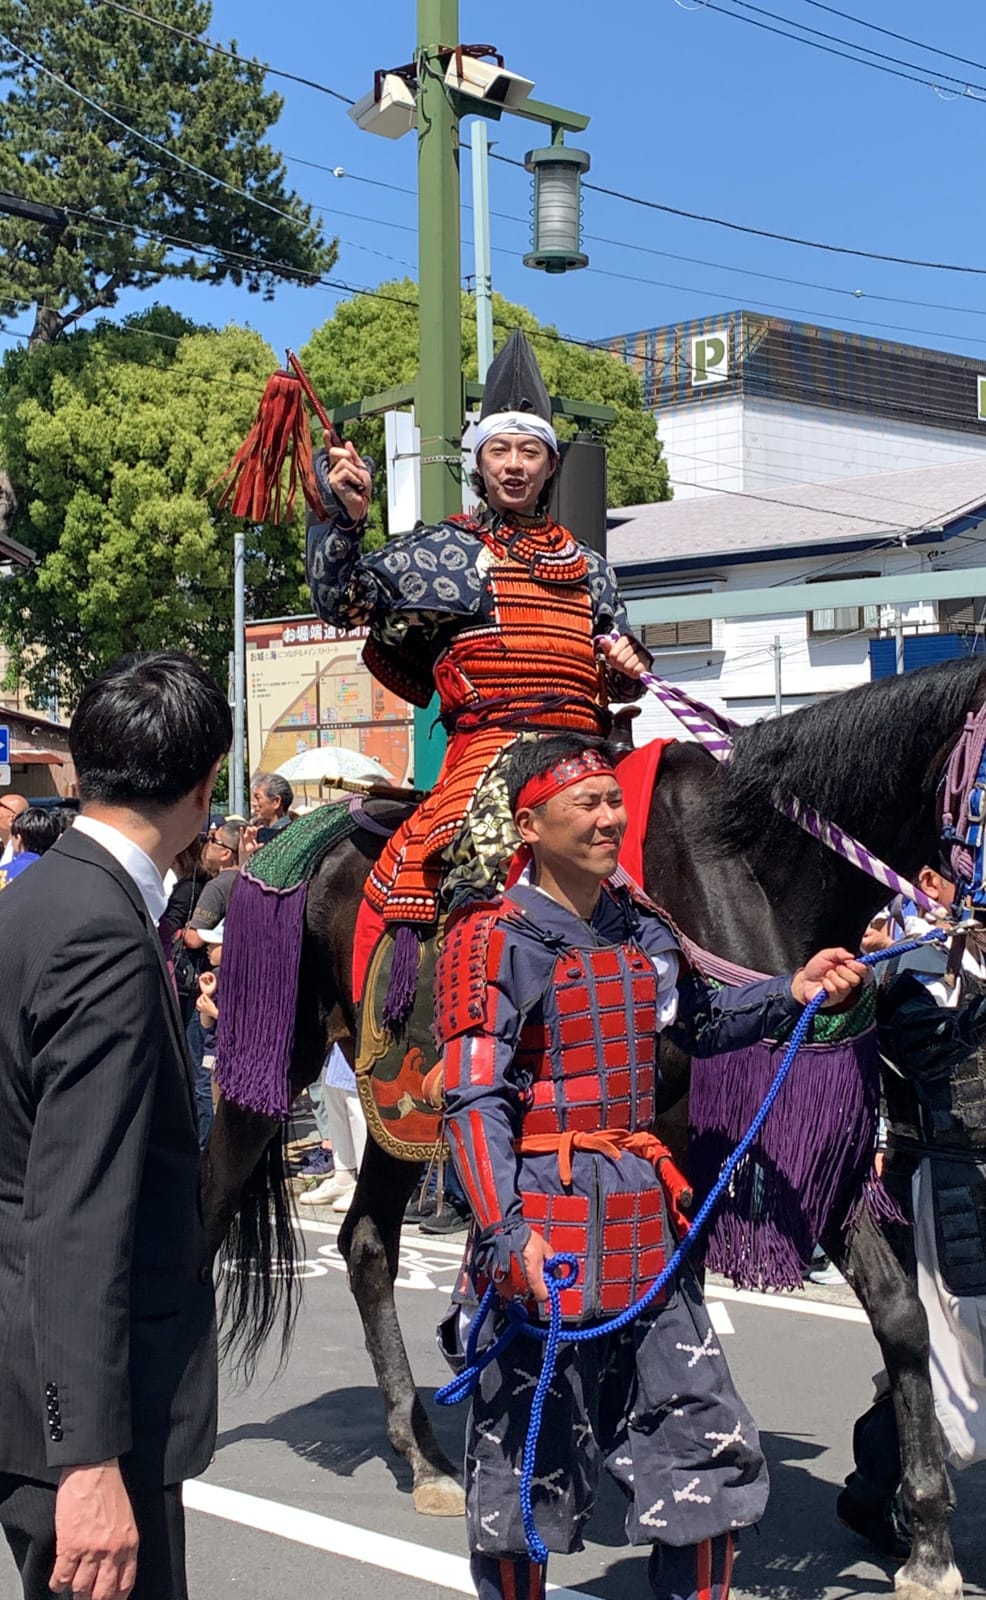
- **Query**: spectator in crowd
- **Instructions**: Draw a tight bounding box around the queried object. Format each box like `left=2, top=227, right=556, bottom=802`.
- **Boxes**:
left=0, top=648, right=230, bottom=1600
left=250, top=772, right=294, bottom=831
left=0, top=807, right=63, bottom=889
left=298, top=1043, right=367, bottom=1213
left=297, top=1071, right=336, bottom=1180
left=0, top=794, right=28, bottom=865
left=165, top=842, right=209, bottom=1023
left=183, top=821, right=242, bottom=951
left=51, top=806, right=76, bottom=837
left=187, top=923, right=224, bottom=1147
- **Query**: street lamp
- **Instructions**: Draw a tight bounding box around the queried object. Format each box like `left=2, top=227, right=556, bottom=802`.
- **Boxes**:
left=523, top=145, right=590, bottom=273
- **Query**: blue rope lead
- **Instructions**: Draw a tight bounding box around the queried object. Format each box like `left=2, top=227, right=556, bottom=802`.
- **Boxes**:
left=435, top=932, right=946, bottom=1561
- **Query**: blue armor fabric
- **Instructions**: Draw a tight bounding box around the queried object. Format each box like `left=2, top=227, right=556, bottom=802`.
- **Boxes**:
left=435, top=877, right=797, bottom=1566
left=438, top=881, right=801, bottom=1291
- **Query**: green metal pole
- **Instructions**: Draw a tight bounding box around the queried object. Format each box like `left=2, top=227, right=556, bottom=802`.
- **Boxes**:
left=413, top=0, right=461, bottom=788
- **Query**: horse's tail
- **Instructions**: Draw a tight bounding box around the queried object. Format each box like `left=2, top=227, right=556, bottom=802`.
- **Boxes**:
left=218, top=1128, right=299, bottom=1383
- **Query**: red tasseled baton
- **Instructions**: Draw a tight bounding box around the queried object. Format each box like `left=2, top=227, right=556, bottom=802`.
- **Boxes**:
left=213, top=351, right=341, bottom=524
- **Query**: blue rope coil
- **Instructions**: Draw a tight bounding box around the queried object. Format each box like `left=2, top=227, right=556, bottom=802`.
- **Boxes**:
left=434, top=932, right=946, bottom=1562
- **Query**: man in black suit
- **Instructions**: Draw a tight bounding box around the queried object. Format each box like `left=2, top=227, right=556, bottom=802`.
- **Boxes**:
left=0, top=651, right=232, bottom=1600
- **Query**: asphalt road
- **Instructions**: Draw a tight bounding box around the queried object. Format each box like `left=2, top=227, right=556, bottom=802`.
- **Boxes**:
left=3, top=1212, right=984, bottom=1600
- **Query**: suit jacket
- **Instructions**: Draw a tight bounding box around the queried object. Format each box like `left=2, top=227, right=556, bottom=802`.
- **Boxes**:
left=0, top=828, right=217, bottom=1489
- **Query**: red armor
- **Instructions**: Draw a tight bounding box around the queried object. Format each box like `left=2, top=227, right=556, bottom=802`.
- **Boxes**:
left=516, top=946, right=660, bottom=1136
left=438, top=895, right=680, bottom=1322
left=365, top=524, right=607, bottom=924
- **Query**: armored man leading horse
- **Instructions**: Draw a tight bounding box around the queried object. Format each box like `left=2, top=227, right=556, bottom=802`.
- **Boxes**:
left=203, top=656, right=986, bottom=1600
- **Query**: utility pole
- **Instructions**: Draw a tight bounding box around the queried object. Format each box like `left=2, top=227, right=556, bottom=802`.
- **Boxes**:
left=471, top=120, right=494, bottom=381
left=773, top=634, right=783, bottom=717
left=413, top=0, right=463, bottom=786
left=895, top=604, right=905, bottom=675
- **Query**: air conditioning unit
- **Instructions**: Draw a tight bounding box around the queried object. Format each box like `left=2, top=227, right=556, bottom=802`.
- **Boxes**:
left=349, top=73, right=417, bottom=139
left=444, top=56, right=534, bottom=109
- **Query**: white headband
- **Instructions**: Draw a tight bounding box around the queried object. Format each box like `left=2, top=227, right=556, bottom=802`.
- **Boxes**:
left=474, top=410, right=558, bottom=457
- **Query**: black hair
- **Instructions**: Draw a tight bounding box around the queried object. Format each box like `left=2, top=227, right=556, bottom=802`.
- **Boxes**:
left=214, top=821, right=243, bottom=855
left=11, top=806, right=62, bottom=855
left=70, top=651, right=232, bottom=808
left=254, top=772, right=293, bottom=814
left=504, top=732, right=618, bottom=813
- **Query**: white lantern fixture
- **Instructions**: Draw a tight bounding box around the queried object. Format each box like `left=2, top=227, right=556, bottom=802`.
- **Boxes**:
left=523, top=145, right=590, bottom=274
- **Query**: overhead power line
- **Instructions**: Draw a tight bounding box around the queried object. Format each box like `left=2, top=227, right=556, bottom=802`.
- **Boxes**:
left=793, top=0, right=986, bottom=77
left=88, top=0, right=355, bottom=103
left=0, top=32, right=322, bottom=241
left=700, top=0, right=986, bottom=97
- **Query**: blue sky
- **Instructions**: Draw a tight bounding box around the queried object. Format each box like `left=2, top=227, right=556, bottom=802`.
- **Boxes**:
left=24, top=2, right=986, bottom=363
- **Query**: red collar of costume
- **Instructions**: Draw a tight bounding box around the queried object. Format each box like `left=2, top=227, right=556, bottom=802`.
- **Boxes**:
left=448, top=511, right=588, bottom=582
left=514, top=749, right=617, bottom=815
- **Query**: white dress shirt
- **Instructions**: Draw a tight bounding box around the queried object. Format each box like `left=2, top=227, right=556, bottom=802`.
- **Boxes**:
left=72, top=814, right=169, bottom=925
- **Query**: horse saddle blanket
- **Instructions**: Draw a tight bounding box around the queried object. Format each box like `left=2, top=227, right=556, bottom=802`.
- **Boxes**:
left=355, top=924, right=446, bottom=1162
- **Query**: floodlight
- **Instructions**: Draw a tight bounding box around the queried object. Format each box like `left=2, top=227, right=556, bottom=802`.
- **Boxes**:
left=348, top=73, right=417, bottom=140
left=444, top=56, right=534, bottom=109
left=523, top=146, right=590, bottom=273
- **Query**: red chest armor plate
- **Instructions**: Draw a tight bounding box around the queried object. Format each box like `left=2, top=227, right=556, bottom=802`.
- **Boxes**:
left=431, top=550, right=602, bottom=736
left=517, top=941, right=660, bottom=1137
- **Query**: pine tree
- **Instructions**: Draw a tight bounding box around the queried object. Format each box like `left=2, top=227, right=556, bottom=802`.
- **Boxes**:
left=0, top=0, right=335, bottom=346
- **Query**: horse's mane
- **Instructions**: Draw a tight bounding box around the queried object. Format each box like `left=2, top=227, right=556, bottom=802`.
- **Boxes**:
left=711, top=655, right=986, bottom=856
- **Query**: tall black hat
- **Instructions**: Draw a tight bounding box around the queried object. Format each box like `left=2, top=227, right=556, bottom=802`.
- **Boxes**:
left=479, top=329, right=552, bottom=422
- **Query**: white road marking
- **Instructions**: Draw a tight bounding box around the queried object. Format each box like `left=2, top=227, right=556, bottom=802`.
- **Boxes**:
left=712, top=1283, right=868, bottom=1325
left=296, top=1219, right=868, bottom=1323
left=706, top=1300, right=735, bottom=1336
left=183, top=1481, right=600, bottom=1599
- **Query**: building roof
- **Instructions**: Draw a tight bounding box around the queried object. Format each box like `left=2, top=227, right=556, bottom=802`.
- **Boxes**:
left=607, top=457, right=986, bottom=572
left=597, top=310, right=986, bottom=433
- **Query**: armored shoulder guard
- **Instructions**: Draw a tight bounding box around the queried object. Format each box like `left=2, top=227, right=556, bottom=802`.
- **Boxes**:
left=434, top=899, right=510, bottom=1046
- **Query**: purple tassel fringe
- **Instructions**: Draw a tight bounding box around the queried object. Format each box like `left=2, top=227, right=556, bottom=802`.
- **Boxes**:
left=214, top=874, right=308, bottom=1119
left=382, top=923, right=420, bottom=1031
left=688, top=1029, right=881, bottom=1290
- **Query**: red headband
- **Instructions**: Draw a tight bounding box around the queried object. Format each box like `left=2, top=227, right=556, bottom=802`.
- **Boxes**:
left=514, top=749, right=618, bottom=815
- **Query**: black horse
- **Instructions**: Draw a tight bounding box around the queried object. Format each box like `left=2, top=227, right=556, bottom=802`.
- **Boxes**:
left=203, top=656, right=984, bottom=1597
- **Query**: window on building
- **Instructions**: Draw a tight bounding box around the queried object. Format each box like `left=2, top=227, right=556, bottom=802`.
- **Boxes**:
left=639, top=619, right=713, bottom=649
left=938, top=596, right=986, bottom=633
left=806, top=572, right=880, bottom=638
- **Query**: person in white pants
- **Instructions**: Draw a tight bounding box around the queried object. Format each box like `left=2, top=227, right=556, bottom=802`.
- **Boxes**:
left=299, top=1044, right=367, bottom=1213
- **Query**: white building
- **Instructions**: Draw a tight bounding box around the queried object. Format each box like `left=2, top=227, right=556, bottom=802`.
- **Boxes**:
left=607, top=458, right=986, bottom=744
left=600, top=312, right=986, bottom=501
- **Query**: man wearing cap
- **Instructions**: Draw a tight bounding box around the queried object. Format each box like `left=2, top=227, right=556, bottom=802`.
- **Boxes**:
left=433, top=731, right=866, bottom=1600
left=306, top=331, right=648, bottom=991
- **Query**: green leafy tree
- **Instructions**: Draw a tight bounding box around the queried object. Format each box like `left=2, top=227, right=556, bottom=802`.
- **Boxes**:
left=0, top=0, right=335, bottom=346
left=299, top=280, right=669, bottom=544
left=0, top=307, right=307, bottom=701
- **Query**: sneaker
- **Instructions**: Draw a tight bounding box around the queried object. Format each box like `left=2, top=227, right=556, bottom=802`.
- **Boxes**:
left=297, top=1147, right=335, bottom=1178
left=332, top=1188, right=354, bottom=1214
left=298, top=1174, right=356, bottom=1206
left=405, top=1191, right=438, bottom=1223
left=418, top=1204, right=471, bottom=1236
left=809, top=1260, right=847, bottom=1287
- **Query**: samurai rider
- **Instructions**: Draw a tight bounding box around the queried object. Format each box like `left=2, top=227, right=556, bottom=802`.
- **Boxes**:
left=432, top=732, right=867, bottom=1600
left=305, top=330, right=649, bottom=995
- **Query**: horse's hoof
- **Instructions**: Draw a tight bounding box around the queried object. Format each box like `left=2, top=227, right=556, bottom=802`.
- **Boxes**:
left=412, top=1475, right=466, bottom=1517
left=895, top=1563, right=963, bottom=1600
